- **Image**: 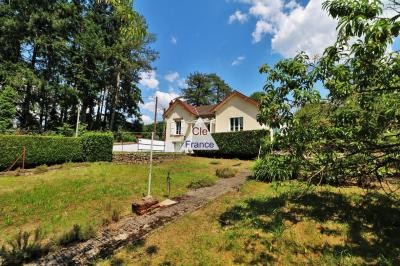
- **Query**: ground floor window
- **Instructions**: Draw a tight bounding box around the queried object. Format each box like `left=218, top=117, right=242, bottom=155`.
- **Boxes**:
left=230, top=117, right=243, bottom=131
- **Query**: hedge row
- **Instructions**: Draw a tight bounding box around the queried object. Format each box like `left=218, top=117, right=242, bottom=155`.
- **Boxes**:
left=195, top=129, right=269, bottom=159
left=0, top=132, right=113, bottom=170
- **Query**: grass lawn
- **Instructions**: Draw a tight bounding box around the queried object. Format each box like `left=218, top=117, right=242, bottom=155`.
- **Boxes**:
left=97, top=181, right=400, bottom=266
left=0, top=156, right=251, bottom=245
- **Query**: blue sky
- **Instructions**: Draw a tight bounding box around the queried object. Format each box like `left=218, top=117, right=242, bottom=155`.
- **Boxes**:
left=135, top=0, right=398, bottom=124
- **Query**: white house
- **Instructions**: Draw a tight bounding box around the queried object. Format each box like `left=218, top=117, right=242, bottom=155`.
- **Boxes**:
left=163, top=91, right=269, bottom=152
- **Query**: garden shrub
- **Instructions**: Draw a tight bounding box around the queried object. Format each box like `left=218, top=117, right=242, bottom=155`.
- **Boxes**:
left=116, top=132, right=137, bottom=143
left=57, top=224, right=95, bottom=246
left=0, top=132, right=114, bottom=170
left=253, top=155, right=295, bottom=182
left=0, top=229, right=48, bottom=265
left=82, top=132, right=114, bottom=162
left=216, top=167, right=237, bottom=178
left=0, top=135, right=84, bottom=170
left=195, top=129, right=269, bottom=159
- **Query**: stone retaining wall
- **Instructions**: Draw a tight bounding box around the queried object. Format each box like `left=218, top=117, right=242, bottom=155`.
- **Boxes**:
left=113, top=152, right=186, bottom=164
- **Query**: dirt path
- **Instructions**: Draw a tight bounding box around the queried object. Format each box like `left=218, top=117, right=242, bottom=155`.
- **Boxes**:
left=30, top=170, right=251, bottom=266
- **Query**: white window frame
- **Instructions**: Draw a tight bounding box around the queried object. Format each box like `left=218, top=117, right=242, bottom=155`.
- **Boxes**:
left=230, top=117, right=243, bottom=132
left=175, top=120, right=182, bottom=135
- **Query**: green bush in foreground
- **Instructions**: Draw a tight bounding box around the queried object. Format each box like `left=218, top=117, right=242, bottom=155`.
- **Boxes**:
left=195, top=129, right=269, bottom=159
left=216, top=167, right=237, bottom=178
left=253, top=155, right=294, bottom=182
left=82, top=132, right=114, bottom=162
left=0, top=135, right=84, bottom=170
left=0, top=132, right=114, bottom=170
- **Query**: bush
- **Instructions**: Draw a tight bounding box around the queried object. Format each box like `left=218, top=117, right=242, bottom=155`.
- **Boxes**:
left=0, top=229, right=48, bottom=265
left=57, top=224, right=95, bottom=246
left=114, top=132, right=138, bottom=142
left=0, top=135, right=84, bottom=170
left=187, top=177, right=216, bottom=189
left=216, top=167, right=237, bottom=178
left=82, top=132, right=114, bottom=162
left=252, top=155, right=294, bottom=182
left=195, top=130, right=269, bottom=159
left=0, top=132, right=114, bottom=170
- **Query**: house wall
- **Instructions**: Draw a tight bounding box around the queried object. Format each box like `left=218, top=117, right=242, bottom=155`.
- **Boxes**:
left=215, top=96, right=267, bottom=132
left=164, top=104, right=196, bottom=143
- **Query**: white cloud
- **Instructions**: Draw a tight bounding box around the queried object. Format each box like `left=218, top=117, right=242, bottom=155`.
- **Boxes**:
left=177, top=78, right=187, bottom=88
left=252, top=20, right=274, bottom=43
left=229, top=10, right=248, bottom=24
left=164, top=72, right=180, bottom=83
left=285, top=0, right=299, bottom=10
left=232, top=55, right=246, bottom=66
left=141, top=115, right=153, bottom=125
left=171, top=36, right=178, bottom=44
left=140, top=90, right=180, bottom=114
left=232, top=0, right=338, bottom=57
left=139, top=70, right=159, bottom=89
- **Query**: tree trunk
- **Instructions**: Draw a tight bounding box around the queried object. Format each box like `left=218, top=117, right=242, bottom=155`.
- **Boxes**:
left=110, top=71, right=120, bottom=131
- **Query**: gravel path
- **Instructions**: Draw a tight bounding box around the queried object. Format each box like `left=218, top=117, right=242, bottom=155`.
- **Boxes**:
left=30, top=170, right=251, bottom=266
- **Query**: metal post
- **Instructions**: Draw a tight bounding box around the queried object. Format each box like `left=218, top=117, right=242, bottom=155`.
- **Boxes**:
left=153, top=97, right=158, bottom=134
left=75, top=103, right=81, bottom=138
left=147, top=131, right=155, bottom=197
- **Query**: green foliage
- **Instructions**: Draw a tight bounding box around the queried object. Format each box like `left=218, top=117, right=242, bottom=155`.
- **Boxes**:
left=0, top=135, right=84, bottom=170
left=0, top=0, right=156, bottom=132
left=253, top=155, right=295, bottom=182
left=195, top=130, right=269, bottom=159
left=0, top=229, right=48, bottom=265
left=215, top=167, right=237, bottom=178
left=257, top=0, right=400, bottom=188
left=82, top=132, right=114, bottom=162
left=0, top=86, right=18, bottom=131
left=114, top=132, right=138, bottom=143
left=57, top=224, right=95, bottom=246
left=182, top=72, right=232, bottom=106
left=0, top=133, right=114, bottom=170
left=187, top=176, right=216, bottom=189
left=249, top=91, right=265, bottom=102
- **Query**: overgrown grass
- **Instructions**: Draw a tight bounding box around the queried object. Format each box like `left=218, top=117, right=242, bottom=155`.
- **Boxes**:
left=215, top=167, right=237, bottom=178
left=97, top=181, right=400, bottom=266
left=0, top=157, right=251, bottom=248
left=187, top=176, right=216, bottom=189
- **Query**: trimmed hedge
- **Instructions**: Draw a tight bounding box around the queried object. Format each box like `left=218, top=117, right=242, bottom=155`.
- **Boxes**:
left=0, top=132, right=114, bottom=170
left=82, top=132, right=114, bottom=162
left=195, top=129, right=269, bottom=159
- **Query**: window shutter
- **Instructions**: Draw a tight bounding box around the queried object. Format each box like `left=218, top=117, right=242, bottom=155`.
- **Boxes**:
left=170, top=121, right=176, bottom=136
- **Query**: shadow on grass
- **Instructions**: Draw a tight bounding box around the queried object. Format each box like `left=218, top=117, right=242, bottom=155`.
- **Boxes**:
left=219, top=188, right=400, bottom=264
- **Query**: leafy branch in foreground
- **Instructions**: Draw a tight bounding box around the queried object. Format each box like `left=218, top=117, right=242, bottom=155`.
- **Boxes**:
left=256, top=0, right=400, bottom=195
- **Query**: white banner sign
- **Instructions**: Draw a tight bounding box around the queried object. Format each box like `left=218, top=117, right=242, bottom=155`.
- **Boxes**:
left=180, top=118, right=219, bottom=151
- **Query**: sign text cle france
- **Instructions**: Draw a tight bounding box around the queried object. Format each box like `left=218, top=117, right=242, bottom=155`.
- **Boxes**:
left=180, top=118, right=219, bottom=151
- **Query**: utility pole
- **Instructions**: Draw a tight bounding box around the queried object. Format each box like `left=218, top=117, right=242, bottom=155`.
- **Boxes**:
left=147, top=96, right=158, bottom=197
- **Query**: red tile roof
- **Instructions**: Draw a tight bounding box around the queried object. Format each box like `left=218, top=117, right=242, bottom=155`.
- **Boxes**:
left=163, top=91, right=258, bottom=118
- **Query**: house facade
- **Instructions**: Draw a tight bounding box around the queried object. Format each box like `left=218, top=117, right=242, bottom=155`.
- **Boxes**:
left=163, top=91, right=269, bottom=152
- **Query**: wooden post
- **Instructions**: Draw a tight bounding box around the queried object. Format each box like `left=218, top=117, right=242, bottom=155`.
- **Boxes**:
left=167, top=172, right=171, bottom=198
left=22, top=146, right=26, bottom=170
